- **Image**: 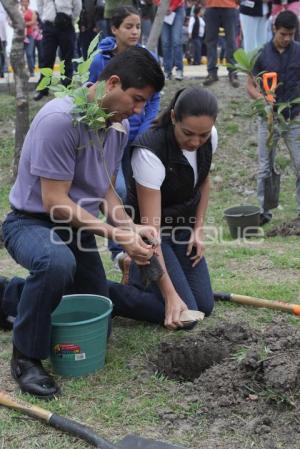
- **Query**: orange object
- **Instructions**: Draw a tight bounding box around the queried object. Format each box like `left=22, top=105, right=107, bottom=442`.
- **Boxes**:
left=262, top=72, right=278, bottom=102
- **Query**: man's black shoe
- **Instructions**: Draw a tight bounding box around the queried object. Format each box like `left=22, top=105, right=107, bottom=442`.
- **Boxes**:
left=0, top=276, right=14, bottom=331
left=33, top=91, right=48, bottom=101
left=11, top=348, right=60, bottom=400
left=203, top=73, right=219, bottom=86
left=259, top=213, right=272, bottom=226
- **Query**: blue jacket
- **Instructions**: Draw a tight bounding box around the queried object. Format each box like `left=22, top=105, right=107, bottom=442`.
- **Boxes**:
left=88, top=37, right=160, bottom=143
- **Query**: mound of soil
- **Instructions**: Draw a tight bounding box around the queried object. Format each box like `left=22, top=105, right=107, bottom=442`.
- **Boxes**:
left=151, top=320, right=300, bottom=449
left=267, top=217, right=300, bottom=237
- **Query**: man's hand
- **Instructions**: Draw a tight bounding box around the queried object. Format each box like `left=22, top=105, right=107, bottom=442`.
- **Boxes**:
left=114, top=228, right=155, bottom=265
left=164, top=292, right=188, bottom=330
left=186, top=228, right=205, bottom=267
left=135, top=224, right=160, bottom=249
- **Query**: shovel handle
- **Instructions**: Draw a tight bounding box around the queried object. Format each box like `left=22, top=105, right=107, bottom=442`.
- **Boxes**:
left=214, top=292, right=300, bottom=315
left=0, top=390, right=118, bottom=449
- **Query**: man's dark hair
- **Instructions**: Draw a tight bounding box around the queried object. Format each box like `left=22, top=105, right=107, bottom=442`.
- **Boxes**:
left=98, top=46, right=165, bottom=93
left=274, top=10, right=298, bottom=30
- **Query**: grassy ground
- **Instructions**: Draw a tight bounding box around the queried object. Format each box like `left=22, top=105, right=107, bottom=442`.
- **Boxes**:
left=0, top=78, right=300, bottom=449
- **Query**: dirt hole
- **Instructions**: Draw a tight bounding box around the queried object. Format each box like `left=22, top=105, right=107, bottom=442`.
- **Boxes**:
left=153, top=323, right=251, bottom=381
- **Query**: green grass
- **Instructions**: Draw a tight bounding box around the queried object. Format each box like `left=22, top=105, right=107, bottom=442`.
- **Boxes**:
left=1, top=80, right=300, bottom=449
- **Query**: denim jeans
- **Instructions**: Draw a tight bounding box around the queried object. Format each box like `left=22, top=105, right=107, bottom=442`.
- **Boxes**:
left=240, top=14, right=268, bottom=53
left=108, top=230, right=214, bottom=324
left=257, top=119, right=300, bottom=214
left=192, top=37, right=203, bottom=65
left=204, top=7, right=237, bottom=75
left=161, top=6, right=185, bottom=74
left=24, top=35, right=35, bottom=74
left=2, top=211, right=108, bottom=360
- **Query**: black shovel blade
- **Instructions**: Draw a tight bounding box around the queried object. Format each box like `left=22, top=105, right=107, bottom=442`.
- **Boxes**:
left=116, top=434, right=189, bottom=449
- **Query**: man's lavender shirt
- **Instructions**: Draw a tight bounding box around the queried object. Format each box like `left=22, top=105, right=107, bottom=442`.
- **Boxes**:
left=10, top=96, right=129, bottom=217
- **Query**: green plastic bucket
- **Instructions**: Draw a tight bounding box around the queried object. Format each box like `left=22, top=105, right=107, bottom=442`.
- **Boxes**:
left=224, top=205, right=260, bottom=239
left=50, top=294, right=112, bottom=377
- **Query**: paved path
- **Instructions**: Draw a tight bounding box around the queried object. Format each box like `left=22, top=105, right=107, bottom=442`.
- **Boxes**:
left=0, top=63, right=229, bottom=91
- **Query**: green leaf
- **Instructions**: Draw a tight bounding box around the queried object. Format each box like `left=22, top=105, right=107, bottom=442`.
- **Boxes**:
left=40, top=68, right=53, bottom=77
left=87, top=33, right=100, bottom=58
left=290, top=97, right=300, bottom=105
left=59, top=61, right=65, bottom=76
left=36, top=76, right=51, bottom=91
left=277, top=103, right=289, bottom=114
left=233, top=48, right=251, bottom=71
left=78, top=59, right=92, bottom=76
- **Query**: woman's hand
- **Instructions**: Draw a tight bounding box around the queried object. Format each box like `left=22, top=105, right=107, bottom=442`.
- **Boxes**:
left=186, top=228, right=205, bottom=267
left=164, top=292, right=188, bottom=330
left=114, top=228, right=155, bottom=265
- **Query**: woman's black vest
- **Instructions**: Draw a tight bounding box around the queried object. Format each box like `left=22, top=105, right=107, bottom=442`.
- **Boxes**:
left=126, top=124, right=212, bottom=229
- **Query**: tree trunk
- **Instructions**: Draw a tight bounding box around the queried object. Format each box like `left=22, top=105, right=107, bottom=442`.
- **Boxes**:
left=1, top=0, right=29, bottom=179
left=146, top=0, right=169, bottom=53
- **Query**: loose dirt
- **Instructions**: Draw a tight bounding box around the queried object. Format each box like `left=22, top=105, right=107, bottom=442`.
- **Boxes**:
left=149, top=320, right=300, bottom=449
left=267, top=217, right=300, bottom=237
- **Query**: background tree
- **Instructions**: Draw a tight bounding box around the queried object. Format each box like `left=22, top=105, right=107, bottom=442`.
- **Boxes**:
left=1, top=0, right=29, bottom=179
left=146, top=0, right=169, bottom=53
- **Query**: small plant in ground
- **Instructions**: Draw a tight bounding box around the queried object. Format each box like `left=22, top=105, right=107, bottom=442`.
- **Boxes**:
left=259, top=387, right=295, bottom=408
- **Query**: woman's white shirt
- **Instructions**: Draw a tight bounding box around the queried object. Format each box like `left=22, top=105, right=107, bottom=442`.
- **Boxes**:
left=132, top=125, right=218, bottom=190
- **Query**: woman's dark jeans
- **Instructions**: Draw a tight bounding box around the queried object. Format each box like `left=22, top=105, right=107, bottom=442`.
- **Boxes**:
left=109, top=229, right=214, bottom=324
left=2, top=211, right=108, bottom=360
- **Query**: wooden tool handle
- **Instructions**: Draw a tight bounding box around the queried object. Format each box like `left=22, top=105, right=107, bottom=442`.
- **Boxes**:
left=230, top=294, right=300, bottom=315
left=0, top=390, right=52, bottom=421
left=0, top=390, right=118, bottom=449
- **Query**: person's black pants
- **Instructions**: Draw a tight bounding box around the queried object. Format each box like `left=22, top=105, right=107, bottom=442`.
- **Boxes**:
left=38, top=22, right=76, bottom=94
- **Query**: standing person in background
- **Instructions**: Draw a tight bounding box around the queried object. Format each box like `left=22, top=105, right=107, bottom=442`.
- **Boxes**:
left=89, top=6, right=160, bottom=273
left=78, top=0, right=97, bottom=59
left=162, top=0, right=186, bottom=80
left=240, top=0, right=270, bottom=53
left=188, top=5, right=205, bottom=64
left=21, top=0, right=37, bottom=78
left=140, top=0, right=156, bottom=45
left=0, top=2, right=7, bottom=78
left=34, top=0, right=82, bottom=101
left=203, top=0, right=239, bottom=88
left=247, top=10, right=300, bottom=224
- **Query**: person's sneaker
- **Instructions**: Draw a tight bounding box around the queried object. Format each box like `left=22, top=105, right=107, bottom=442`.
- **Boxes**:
left=175, top=70, right=184, bottom=81
left=0, top=276, right=14, bottom=331
left=117, top=253, right=132, bottom=285
left=165, top=72, right=172, bottom=81
left=11, top=345, right=60, bottom=399
left=203, top=73, right=219, bottom=86
left=229, top=72, right=240, bottom=88
left=259, top=212, right=272, bottom=226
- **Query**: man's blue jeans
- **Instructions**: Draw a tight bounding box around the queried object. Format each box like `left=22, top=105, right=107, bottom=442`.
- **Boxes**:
left=108, top=230, right=214, bottom=324
left=161, top=6, right=185, bottom=74
left=204, top=7, right=237, bottom=75
left=2, top=211, right=108, bottom=360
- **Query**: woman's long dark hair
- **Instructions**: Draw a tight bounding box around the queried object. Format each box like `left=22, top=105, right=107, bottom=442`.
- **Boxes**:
left=154, top=86, right=218, bottom=128
left=111, top=5, right=140, bottom=29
